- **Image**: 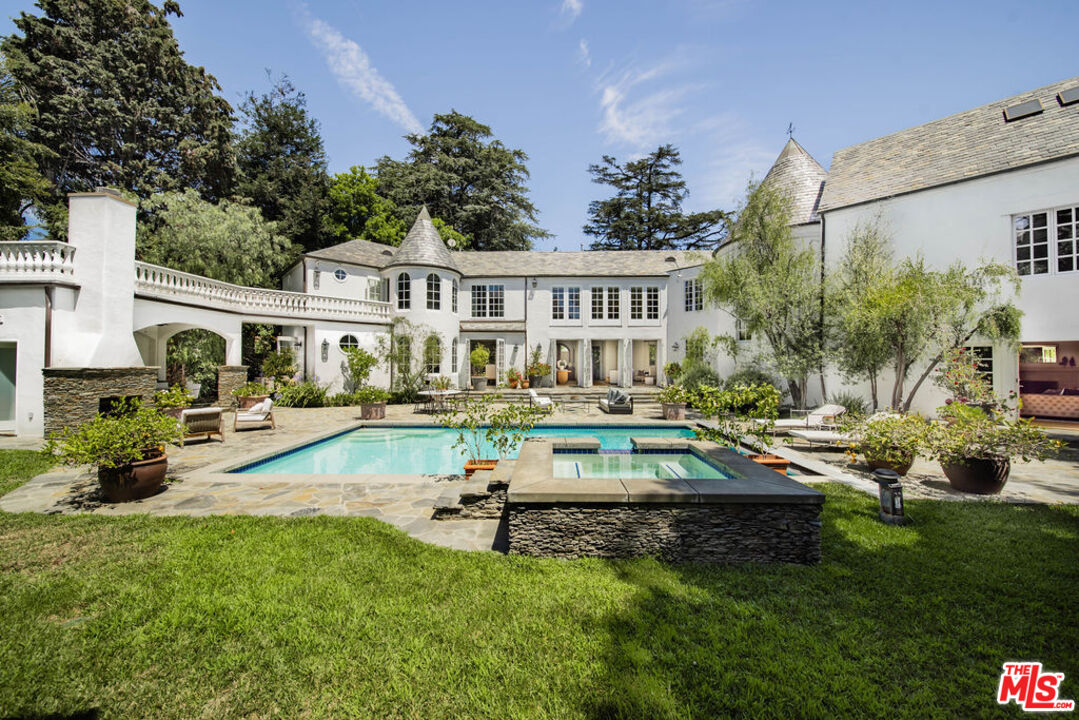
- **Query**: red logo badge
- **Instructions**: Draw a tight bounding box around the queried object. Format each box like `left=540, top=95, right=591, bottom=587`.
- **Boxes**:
left=998, top=662, right=1074, bottom=712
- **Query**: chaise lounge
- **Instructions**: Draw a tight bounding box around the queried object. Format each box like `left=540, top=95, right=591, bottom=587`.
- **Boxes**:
left=234, top=398, right=276, bottom=431
left=599, top=388, right=633, bottom=415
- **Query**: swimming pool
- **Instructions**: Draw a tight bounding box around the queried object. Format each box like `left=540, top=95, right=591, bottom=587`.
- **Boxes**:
left=231, top=425, right=697, bottom=475
left=553, top=452, right=731, bottom=480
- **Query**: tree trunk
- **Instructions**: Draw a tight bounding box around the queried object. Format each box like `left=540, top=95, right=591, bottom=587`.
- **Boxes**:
left=869, top=373, right=879, bottom=411
left=891, top=347, right=906, bottom=410
left=787, top=378, right=804, bottom=410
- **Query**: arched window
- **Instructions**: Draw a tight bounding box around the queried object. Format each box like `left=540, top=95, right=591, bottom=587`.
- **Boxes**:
left=451, top=337, right=459, bottom=373
left=397, top=273, right=410, bottom=309
left=452, top=279, right=459, bottom=313
left=423, top=335, right=441, bottom=374
left=426, top=273, right=441, bottom=310
left=339, top=334, right=359, bottom=352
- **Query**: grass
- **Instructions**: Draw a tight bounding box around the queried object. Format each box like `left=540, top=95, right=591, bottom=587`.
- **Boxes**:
left=0, top=455, right=1076, bottom=718
left=0, top=449, right=53, bottom=498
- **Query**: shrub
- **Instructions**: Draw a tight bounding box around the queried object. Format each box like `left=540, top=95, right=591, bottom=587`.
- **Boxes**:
left=926, top=409, right=1062, bottom=464
left=45, top=399, right=182, bottom=470
left=663, top=361, right=682, bottom=384
left=275, top=381, right=327, bottom=408
left=681, top=364, right=721, bottom=392
left=261, top=348, right=297, bottom=387
left=830, top=390, right=869, bottom=418
left=232, top=381, right=268, bottom=398
left=658, top=384, right=688, bottom=404
left=847, top=413, right=930, bottom=468
left=326, top=392, right=360, bottom=407
left=691, top=383, right=780, bottom=450
left=355, top=386, right=390, bottom=404
left=469, top=346, right=490, bottom=375
left=153, top=384, right=194, bottom=409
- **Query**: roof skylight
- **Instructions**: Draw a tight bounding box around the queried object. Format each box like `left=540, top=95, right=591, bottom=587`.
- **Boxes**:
left=1003, top=99, right=1043, bottom=122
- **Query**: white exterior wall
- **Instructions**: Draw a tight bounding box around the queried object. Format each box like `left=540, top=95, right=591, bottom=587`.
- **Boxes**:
left=820, top=156, right=1079, bottom=414
left=0, top=288, right=47, bottom=435
left=386, top=266, right=462, bottom=384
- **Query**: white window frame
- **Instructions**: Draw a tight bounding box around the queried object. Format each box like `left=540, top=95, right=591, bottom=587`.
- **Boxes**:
left=339, top=334, right=360, bottom=352
left=426, top=273, right=441, bottom=310
left=471, top=285, right=488, bottom=318
left=552, top=287, right=565, bottom=320
left=684, top=278, right=702, bottom=311
left=1014, top=203, right=1079, bottom=276
left=646, top=286, right=659, bottom=320
left=470, top=284, right=504, bottom=318
left=607, top=287, right=620, bottom=320
left=591, top=286, right=604, bottom=320
left=736, top=318, right=752, bottom=342
left=451, top=337, right=459, bottom=373
left=397, top=272, right=411, bottom=309
left=334, top=268, right=347, bottom=282
left=567, top=287, right=580, bottom=320
left=424, top=335, right=441, bottom=375
left=452, top=279, right=459, bottom=313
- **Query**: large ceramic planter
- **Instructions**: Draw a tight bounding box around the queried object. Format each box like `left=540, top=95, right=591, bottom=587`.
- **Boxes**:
left=942, top=457, right=1011, bottom=495
left=360, top=402, right=386, bottom=420
left=866, top=453, right=914, bottom=477
left=471, top=376, right=487, bottom=391
left=662, top=402, right=686, bottom=420
left=98, top=452, right=168, bottom=502
left=464, top=459, right=498, bottom=478
left=236, top=394, right=268, bottom=409
left=556, top=370, right=570, bottom=385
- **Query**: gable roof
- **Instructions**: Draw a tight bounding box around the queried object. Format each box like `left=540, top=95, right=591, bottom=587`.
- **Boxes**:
left=307, top=238, right=396, bottom=268
left=385, top=206, right=458, bottom=271
left=819, top=76, right=1079, bottom=212
left=762, top=138, right=828, bottom=225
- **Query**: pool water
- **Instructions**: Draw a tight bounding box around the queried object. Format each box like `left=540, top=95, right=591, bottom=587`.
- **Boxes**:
left=553, top=453, right=731, bottom=480
left=232, top=425, right=696, bottom=475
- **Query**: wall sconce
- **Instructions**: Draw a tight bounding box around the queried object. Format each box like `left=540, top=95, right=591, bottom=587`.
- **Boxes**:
left=672, top=341, right=680, bottom=352
left=313, top=269, right=320, bottom=290
left=531, top=278, right=538, bottom=289
left=321, top=339, right=329, bottom=363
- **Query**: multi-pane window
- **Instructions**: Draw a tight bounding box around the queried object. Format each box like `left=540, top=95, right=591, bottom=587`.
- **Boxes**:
left=397, top=273, right=410, bottom=309
left=451, top=338, right=458, bottom=374
left=452, top=279, right=459, bottom=313
left=736, top=318, right=752, bottom=341
left=591, top=287, right=604, bottom=320
left=423, top=336, right=441, bottom=374
left=470, top=284, right=504, bottom=318
left=567, top=287, right=580, bottom=320
left=552, top=287, right=565, bottom=320
left=426, top=273, right=441, bottom=310
left=1015, top=206, right=1079, bottom=276
left=684, top=278, right=702, bottom=311
left=646, top=287, right=659, bottom=320
left=339, top=334, right=359, bottom=352
left=607, top=287, right=620, bottom=319
left=630, top=287, right=643, bottom=320
left=366, top=277, right=387, bottom=302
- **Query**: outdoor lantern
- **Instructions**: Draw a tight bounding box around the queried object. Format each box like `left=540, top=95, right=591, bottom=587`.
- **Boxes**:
left=321, top=339, right=329, bottom=363
left=872, top=468, right=905, bottom=525
left=531, top=278, right=538, bottom=288
left=672, top=341, right=680, bottom=352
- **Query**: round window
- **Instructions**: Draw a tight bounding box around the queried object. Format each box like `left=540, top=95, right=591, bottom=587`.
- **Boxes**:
left=333, top=268, right=347, bottom=282
left=338, top=334, right=359, bottom=352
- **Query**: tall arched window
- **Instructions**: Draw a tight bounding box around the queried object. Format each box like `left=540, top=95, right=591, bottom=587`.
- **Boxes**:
left=451, top=337, right=459, bottom=373
left=397, top=273, right=410, bottom=309
left=452, top=279, right=459, bottom=313
left=426, top=273, right=441, bottom=310
left=423, top=335, right=441, bottom=374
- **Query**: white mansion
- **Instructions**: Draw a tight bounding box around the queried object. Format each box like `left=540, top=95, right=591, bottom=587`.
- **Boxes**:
left=1, top=76, right=1077, bottom=436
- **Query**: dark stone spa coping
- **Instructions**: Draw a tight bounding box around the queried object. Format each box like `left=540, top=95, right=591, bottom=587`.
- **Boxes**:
left=507, top=438, right=825, bottom=506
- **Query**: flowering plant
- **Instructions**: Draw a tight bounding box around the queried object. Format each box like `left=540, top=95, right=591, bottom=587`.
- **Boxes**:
left=933, top=347, right=995, bottom=406
left=846, top=413, right=930, bottom=469
left=926, top=408, right=1062, bottom=464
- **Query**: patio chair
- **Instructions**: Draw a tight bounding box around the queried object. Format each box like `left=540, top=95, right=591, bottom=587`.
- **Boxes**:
left=528, top=389, right=555, bottom=413
left=788, top=428, right=850, bottom=448
left=763, top=404, right=846, bottom=433
left=234, top=398, right=276, bottom=431
left=179, top=407, right=224, bottom=445
left=599, top=388, right=633, bottom=415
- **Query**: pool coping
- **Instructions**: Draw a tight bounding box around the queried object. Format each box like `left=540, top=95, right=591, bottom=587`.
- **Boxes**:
left=508, top=439, right=825, bottom=505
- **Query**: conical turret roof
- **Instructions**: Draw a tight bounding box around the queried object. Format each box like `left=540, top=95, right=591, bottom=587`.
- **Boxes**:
left=387, top=206, right=458, bottom=271
left=762, top=138, right=828, bottom=225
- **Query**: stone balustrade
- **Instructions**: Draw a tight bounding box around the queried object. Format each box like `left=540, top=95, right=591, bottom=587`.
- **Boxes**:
left=134, top=261, right=392, bottom=323
left=0, top=241, right=76, bottom=282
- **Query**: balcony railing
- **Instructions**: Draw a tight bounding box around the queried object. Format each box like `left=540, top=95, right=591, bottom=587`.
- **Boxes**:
left=134, top=262, right=392, bottom=323
left=0, top=241, right=76, bottom=282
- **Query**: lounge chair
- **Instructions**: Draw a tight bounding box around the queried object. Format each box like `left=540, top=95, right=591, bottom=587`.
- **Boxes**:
left=234, top=398, right=276, bottom=431
left=599, top=388, right=633, bottom=415
left=179, top=407, right=224, bottom=445
left=788, top=428, right=850, bottom=448
left=763, top=404, right=846, bottom=433
left=529, top=389, right=554, bottom=413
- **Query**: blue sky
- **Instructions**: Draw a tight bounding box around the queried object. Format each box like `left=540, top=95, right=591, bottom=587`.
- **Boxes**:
left=2, top=0, right=1076, bottom=249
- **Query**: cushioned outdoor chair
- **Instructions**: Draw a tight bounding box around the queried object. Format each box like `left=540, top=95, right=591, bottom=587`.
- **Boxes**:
left=528, top=389, right=555, bottom=413
left=598, top=388, right=633, bottom=415
left=179, top=407, right=224, bottom=445
left=234, top=398, right=276, bottom=431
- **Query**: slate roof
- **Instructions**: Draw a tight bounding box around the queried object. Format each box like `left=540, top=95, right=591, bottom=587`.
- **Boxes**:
left=385, top=206, right=458, bottom=270
left=762, top=138, right=828, bottom=225
left=306, top=238, right=396, bottom=268
left=819, top=76, right=1079, bottom=212
left=453, top=249, right=705, bottom=277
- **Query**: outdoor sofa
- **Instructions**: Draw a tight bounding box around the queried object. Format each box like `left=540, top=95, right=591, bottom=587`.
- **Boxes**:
left=599, top=388, right=633, bottom=414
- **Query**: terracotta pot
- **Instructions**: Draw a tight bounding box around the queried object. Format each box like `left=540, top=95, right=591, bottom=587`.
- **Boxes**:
left=521, top=380, right=530, bottom=389
left=508, top=379, right=519, bottom=389
left=98, top=452, right=168, bottom=502
left=942, top=457, right=1011, bottom=494
left=750, top=453, right=791, bottom=475
left=237, top=394, right=268, bottom=409
left=556, top=370, right=570, bottom=385
left=464, top=459, right=498, bottom=478
left=360, top=402, right=386, bottom=420
left=662, top=402, right=686, bottom=420
left=866, top=454, right=913, bottom=477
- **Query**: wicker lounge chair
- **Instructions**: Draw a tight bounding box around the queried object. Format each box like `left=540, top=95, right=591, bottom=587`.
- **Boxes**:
left=234, top=398, right=276, bottom=431
left=179, top=407, right=224, bottom=445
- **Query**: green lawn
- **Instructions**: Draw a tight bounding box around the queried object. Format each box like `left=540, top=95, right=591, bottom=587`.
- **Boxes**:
left=0, top=453, right=1076, bottom=718
left=0, top=448, right=53, bottom=498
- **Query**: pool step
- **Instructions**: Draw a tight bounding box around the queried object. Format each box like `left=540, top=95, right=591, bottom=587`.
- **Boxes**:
left=433, top=462, right=514, bottom=520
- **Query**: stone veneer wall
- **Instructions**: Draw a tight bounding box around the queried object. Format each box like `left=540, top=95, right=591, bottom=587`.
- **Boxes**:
left=42, top=367, right=159, bottom=435
left=216, top=366, right=248, bottom=409
left=507, top=503, right=822, bottom=564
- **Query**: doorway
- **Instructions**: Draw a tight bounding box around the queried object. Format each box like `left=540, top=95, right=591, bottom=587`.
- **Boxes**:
left=0, top=343, right=15, bottom=433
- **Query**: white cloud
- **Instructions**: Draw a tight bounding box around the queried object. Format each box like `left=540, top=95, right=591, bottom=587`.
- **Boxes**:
left=596, top=61, right=692, bottom=148
left=577, top=38, right=591, bottom=68
left=303, top=15, right=423, bottom=135
left=694, top=113, right=776, bottom=207
left=561, top=0, right=583, bottom=22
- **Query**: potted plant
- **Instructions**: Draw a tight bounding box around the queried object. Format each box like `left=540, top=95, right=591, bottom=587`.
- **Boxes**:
left=520, top=376, right=530, bottom=389
left=663, top=361, right=682, bottom=386
left=153, top=383, right=194, bottom=419
left=356, top=386, right=390, bottom=420
left=433, top=375, right=453, bottom=390
left=691, top=384, right=786, bottom=472
left=555, top=360, right=570, bottom=386
left=658, top=384, right=688, bottom=420
left=436, top=391, right=543, bottom=476
left=470, top=345, right=490, bottom=392
left=262, top=347, right=298, bottom=390
left=45, top=399, right=182, bottom=502
left=926, top=408, right=1062, bottom=494
left=505, top=367, right=521, bottom=389
left=846, top=413, right=929, bottom=476
left=528, top=362, right=551, bottom=389
left=233, top=381, right=269, bottom=409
